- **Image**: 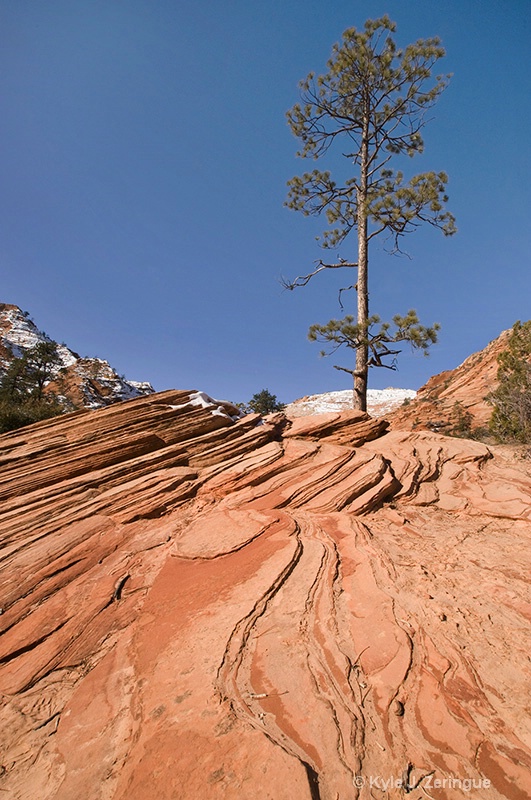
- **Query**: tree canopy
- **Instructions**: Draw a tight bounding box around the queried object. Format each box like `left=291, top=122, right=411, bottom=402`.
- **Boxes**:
left=0, top=341, right=66, bottom=432
left=284, top=15, right=456, bottom=410
left=245, top=389, right=285, bottom=416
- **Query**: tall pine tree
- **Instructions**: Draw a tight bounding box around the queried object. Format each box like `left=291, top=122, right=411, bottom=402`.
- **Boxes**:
left=284, top=16, right=456, bottom=410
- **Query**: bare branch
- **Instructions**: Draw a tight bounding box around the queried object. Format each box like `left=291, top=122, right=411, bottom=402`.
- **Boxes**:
left=366, top=153, right=392, bottom=180
left=333, top=365, right=367, bottom=378
left=281, top=259, right=358, bottom=290
left=366, top=224, right=388, bottom=242
left=369, top=359, right=398, bottom=370
left=367, top=346, right=400, bottom=369
left=334, top=365, right=355, bottom=375
left=338, top=284, right=357, bottom=310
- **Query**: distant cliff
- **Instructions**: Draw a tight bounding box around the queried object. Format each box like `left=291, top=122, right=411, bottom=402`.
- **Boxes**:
left=0, top=302, right=154, bottom=410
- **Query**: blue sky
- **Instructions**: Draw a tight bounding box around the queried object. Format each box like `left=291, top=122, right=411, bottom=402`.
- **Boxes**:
left=1, top=0, right=529, bottom=404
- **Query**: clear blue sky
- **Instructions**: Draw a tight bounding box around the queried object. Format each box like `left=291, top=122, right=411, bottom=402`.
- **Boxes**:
left=1, top=0, right=529, bottom=403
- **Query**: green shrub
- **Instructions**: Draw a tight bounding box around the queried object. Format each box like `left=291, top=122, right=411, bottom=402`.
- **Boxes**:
left=449, top=401, right=474, bottom=438
left=0, top=397, right=64, bottom=433
left=488, top=321, right=531, bottom=443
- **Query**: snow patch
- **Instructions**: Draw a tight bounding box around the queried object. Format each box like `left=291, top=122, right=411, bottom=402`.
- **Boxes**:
left=169, top=391, right=243, bottom=421
left=0, top=304, right=154, bottom=407
left=287, top=388, right=416, bottom=418
left=0, top=308, right=77, bottom=369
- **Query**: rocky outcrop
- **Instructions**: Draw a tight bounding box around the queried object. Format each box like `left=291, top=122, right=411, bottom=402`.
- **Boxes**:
left=286, top=330, right=513, bottom=436
left=287, top=388, right=417, bottom=418
left=0, top=303, right=154, bottom=409
left=1, top=390, right=530, bottom=799
left=389, top=331, right=510, bottom=434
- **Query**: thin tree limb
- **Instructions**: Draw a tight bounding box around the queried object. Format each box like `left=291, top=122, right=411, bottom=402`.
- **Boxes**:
left=338, top=284, right=358, bottom=310
left=281, top=259, right=358, bottom=290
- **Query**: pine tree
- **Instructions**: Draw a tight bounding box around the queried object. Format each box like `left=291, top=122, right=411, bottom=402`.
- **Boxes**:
left=284, top=16, right=456, bottom=410
left=0, top=341, right=65, bottom=432
left=246, top=389, right=285, bottom=416
left=488, top=321, right=531, bottom=443
left=308, top=310, right=440, bottom=380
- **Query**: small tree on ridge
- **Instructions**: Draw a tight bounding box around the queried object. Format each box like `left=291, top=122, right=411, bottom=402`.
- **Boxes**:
left=283, top=16, right=456, bottom=410
left=246, top=389, right=285, bottom=416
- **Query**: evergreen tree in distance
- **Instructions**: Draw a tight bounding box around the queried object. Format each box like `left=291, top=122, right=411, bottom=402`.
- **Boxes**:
left=0, top=341, right=65, bottom=432
left=246, top=389, right=285, bottom=416
left=283, top=16, right=456, bottom=410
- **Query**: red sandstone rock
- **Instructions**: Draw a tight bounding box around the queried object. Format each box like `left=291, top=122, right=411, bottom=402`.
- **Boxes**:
left=389, top=330, right=510, bottom=434
left=0, top=389, right=530, bottom=799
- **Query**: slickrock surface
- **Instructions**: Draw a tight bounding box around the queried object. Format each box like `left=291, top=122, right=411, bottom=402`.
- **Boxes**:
left=1, top=389, right=530, bottom=800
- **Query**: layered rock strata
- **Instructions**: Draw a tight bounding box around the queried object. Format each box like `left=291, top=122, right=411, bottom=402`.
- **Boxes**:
left=389, top=331, right=510, bottom=434
left=0, top=391, right=530, bottom=800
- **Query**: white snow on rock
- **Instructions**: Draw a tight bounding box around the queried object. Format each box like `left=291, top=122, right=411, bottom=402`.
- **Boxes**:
left=286, top=388, right=416, bottom=418
left=128, top=380, right=155, bottom=393
left=0, top=306, right=78, bottom=369
left=0, top=303, right=154, bottom=408
left=170, top=391, right=244, bottom=421
left=70, top=358, right=154, bottom=408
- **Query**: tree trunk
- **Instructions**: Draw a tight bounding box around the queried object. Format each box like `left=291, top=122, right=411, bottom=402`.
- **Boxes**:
left=353, top=113, right=369, bottom=412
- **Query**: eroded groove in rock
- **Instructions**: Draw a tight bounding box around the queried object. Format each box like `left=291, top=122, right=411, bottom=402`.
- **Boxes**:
left=214, top=517, right=304, bottom=703
left=215, top=514, right=372, bottom=798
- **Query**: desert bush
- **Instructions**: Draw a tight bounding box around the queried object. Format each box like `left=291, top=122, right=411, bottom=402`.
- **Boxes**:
left=449, top=401, right=474, bottom=438
left=488, top=321, right=531, bottom=443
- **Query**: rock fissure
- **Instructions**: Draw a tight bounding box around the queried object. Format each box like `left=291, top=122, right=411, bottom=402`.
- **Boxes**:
left=215, top=525, right=305, bottom=701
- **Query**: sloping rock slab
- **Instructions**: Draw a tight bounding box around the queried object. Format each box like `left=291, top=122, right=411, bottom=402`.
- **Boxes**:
left=0, top=395, right=530, bottom=800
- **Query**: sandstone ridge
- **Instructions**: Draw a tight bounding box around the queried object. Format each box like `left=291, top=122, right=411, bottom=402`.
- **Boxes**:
left=1, top=390, right=530, bottom=799
left=388, top=330, right=510, bottom=434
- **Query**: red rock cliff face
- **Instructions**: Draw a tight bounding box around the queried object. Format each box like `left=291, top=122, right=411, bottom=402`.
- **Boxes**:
left=389, top=331, right=510, bottom=434
left=1, top=390, right=530, bottom=800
